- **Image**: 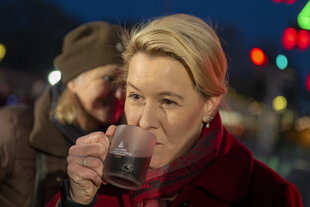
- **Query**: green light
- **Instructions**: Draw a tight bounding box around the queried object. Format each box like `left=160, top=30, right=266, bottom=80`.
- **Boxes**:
left=276, top=54, right=288, bottom=70
left=298, top=0, right=310, bottom=30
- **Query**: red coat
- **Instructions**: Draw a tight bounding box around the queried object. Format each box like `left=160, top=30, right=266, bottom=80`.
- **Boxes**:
left=46, top=128, right=303, bottom=207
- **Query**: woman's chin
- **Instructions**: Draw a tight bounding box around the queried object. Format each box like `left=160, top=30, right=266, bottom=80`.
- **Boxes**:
left=149, top=157, right=166, bottom=169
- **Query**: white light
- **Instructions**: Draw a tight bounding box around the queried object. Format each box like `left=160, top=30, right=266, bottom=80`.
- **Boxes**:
left=48, top=70, right=61, bottom=85
left=219, top=110, right=243, bottom=126
left=295, top=116, right=310, bottom=131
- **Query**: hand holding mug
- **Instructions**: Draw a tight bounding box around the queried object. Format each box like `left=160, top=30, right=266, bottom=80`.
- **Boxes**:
left=65, top=125, right=156, bottom=204
left=66, top=126, right=116, bottom=204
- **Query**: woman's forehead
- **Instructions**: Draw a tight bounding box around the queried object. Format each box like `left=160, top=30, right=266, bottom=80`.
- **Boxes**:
left=126, top=53, right=195, bottom=94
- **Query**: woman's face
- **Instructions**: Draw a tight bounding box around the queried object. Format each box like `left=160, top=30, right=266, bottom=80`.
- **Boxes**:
left=125, top=53, right=208, bottom=168
left=69, top=64, right=124, bottom=125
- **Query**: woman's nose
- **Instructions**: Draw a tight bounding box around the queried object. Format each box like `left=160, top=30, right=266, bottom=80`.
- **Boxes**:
left=138, top=102, right=159, bottom=130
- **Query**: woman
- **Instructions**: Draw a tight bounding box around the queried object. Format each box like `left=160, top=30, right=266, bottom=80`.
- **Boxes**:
left=46, top=14, right=303, bottom=207
left=28, top=21, right=125, bottom=206
left=0, top=21, right=125, bottom=207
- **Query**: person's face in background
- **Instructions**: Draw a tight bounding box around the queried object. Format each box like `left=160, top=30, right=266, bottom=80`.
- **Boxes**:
left=68, top=64, right=124, bottom=127
left=125, top=53, right=210, bottom=168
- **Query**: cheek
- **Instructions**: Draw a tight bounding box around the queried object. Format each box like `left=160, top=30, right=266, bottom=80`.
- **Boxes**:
left=124, top=102, right=137, bottom=125
left=86, top=91, right=98, bottom=105
left=94, top=84, right=110, bottom=98
left=78, top=88, right=100, bottom=109
left=78, top=95, right=93, bottom=111
left=168, top=109, right=203, bottom=138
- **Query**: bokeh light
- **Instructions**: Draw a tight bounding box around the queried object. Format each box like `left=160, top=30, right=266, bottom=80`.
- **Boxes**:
left=276, top=54, right=288, bottom=70
left=298, top=0, right=310, bottom=30
left=248, top=101, right=263, bottom=115
left=48, top=70, right=61, bottom=85
left=0, top=43, right=6, bottom=60
left=297, top=29, right=310, bottom=51
left=272, top=96, right=287, bottom=112
left=295, top=116, right=310, bottom=131
left=250, top=48, right=267, bottom=66
left=306, top=73, right=310, bottom=92
left=284, top=0, right=296, bottom=5
left=282, top=27, right=298, bottom=50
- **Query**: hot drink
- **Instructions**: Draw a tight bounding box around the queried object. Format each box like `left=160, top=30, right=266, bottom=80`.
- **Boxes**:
left=104, top=153, right=151, bottom=190
left=103, top=125, right=156, bottom=190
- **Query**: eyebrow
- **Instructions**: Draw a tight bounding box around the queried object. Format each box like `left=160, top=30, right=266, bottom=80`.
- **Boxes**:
left=127, top=82, right=141, bottom=92
left=127, top=82, right=184, bottom=101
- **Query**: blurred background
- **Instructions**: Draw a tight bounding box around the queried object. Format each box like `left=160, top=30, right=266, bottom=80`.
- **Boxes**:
left=0, top=0, right=309, bottom=205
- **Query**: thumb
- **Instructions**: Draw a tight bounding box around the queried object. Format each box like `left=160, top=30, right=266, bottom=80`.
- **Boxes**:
left=105, top=125, right=117, bottom=138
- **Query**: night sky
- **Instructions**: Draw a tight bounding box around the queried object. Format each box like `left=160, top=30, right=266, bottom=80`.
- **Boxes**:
left=43, top=0, right=309, bottom=72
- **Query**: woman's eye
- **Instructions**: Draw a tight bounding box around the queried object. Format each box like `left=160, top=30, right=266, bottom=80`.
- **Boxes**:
left=102, top=75, right=114, bottom=82
left=128, top=93, right=142, bottom=101
left=162, top=99, right=177, bottom=107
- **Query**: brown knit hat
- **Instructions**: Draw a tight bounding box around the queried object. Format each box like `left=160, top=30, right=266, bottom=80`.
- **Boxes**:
left=54, top=21, right=124, bottom=84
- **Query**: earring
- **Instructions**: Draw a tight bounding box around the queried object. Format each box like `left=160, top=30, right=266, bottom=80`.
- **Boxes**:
left=203, top=121, right=210, bottom=128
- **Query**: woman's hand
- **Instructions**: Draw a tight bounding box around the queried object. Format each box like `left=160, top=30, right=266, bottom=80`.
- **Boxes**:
left=66, top=125, right=116, bottom=204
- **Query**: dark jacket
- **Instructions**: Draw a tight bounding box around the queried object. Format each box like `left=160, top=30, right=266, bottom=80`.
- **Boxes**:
left=0, top=87, right=79, bottom=207
left=0, top=104, right=36, bottom=207
left=46, top=127, right=303, bottom=207
left=29, top=88, right=71, bottom=207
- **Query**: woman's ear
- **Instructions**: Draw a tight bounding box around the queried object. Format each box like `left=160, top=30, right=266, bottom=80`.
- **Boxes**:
left=67, top=80, right=76, bottom=93
left=202, top=96, right=221, bottom=123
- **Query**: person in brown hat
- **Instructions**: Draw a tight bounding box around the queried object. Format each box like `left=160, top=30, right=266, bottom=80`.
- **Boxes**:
left=31, top=21, right=125, bottom=206
left=0, top=21, right=125, bottom=207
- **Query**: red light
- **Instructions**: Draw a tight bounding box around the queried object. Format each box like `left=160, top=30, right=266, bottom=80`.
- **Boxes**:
left=306, top=73, right=310, bottom=92
left=250, top=48, right=267, bottom=66
left=282, top=27, right=298, bottom=50
left=284, top=0, right=296, bottom=4
left=297, top=30, right=310, bottom=51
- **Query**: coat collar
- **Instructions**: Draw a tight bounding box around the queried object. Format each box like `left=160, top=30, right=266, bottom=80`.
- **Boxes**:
left=193, top=118, right=254, bottom=203
left=29, top=87, right=69, bottom=157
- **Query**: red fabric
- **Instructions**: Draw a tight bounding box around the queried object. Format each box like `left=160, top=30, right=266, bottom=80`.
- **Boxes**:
left=45, top=114, right=304, bottom=207
left=45, top=192, right=60, bottom=207
left=246, top=160, right=303, bottom=207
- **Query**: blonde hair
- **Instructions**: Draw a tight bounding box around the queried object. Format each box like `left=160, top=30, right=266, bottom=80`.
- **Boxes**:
left=52, top=74, right=84, bottom=125
left=122, top=14, right=228, bottom=98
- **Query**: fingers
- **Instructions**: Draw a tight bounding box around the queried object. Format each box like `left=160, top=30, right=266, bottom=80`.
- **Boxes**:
left=66, top=129, right=118, bottom=203
left=67, top=155, right=104, bottom=179
left=67, top=155, right=103, bottom=187
left=69, top=143, right=109, bottom=161
left=67, top=128, right=117, bottom=188
left=106, top=125, right=117, bottom=137
left=73, top=131, right=111, bottom=161
left=67, top=162, right=101, bottom=204
left=76, top=131, right=110, bottom=146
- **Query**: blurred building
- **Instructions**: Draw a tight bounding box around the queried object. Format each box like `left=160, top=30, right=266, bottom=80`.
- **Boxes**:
left=0, top=67, right=47, bottom=107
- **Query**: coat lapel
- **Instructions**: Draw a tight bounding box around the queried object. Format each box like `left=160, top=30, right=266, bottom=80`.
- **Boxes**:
left=191, top=128, right=253, bottom=203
